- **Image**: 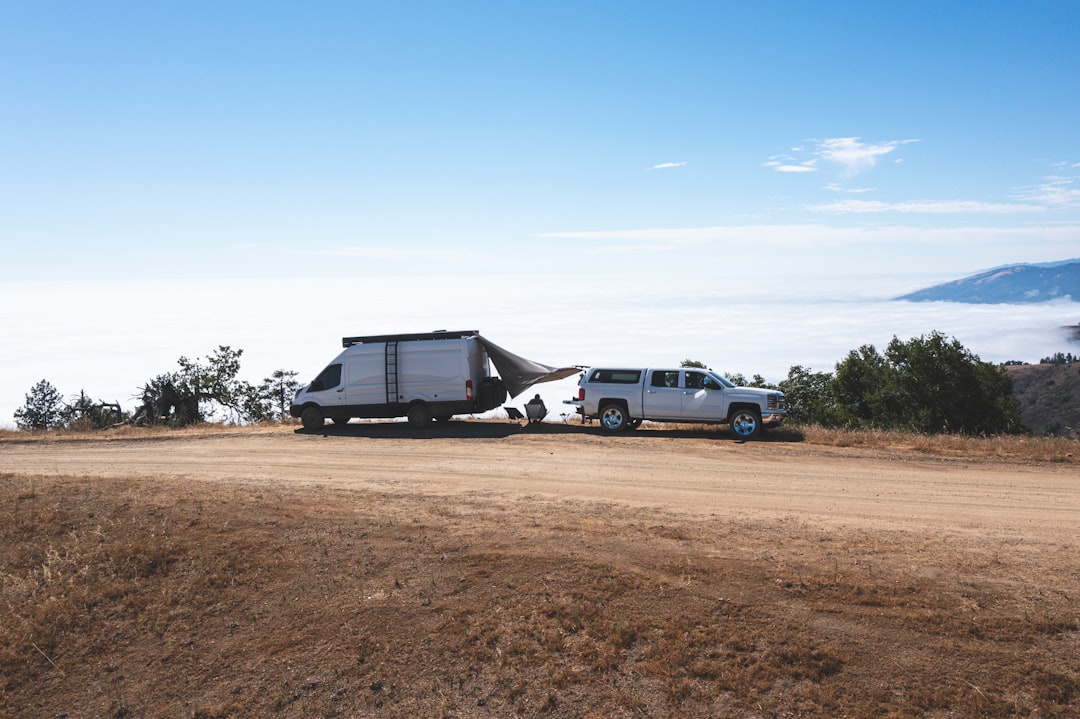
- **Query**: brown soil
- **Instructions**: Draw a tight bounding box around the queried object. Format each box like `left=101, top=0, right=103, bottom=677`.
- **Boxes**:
left=2, top=422, right=1078, bottom=718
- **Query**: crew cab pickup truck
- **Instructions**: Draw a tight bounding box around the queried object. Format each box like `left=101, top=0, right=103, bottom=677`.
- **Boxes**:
left=567, top=367, right=786, bottom=439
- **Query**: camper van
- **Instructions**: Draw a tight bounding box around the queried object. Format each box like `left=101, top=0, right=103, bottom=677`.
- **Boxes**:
left=290, top=330, right=507, bottom=430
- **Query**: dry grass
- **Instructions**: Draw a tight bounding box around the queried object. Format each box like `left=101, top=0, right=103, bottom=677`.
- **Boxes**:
left=2, top=419, right=1077, bottom=464
left=794, top=425, right=1078, bottom=463
left=2, top=469, right=1077, bottom=718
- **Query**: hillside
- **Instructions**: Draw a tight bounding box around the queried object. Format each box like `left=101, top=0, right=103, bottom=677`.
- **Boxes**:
left=897, top=259, right=1080, bottom=303
left=1006, top=361, right=1080, bottom=438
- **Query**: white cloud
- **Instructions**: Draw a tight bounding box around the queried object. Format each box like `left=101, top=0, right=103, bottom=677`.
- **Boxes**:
left=763, top=157, right=817, bottom=173
left=538, top=222, right=1080, bottom=256
left=767, top=137, right=919, bottom=177
left=817, top=137, right=919, bottom=177
left=825, top=183, right=876, bottom=194
left=1012, top=176, right=1080, bottom=208
left=806, top=199, right=1045, bottom=214
left=651, top=161, right=687, bottom=170
left=776, top=163, right=817, bottom=173
left=311, top=246, right=487, bottom=261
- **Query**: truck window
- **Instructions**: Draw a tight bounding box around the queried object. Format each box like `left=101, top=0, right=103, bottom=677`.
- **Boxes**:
left=684, top=371, right=706, bottom=390
left=589, top=369, right=642, bottom=384
left=651, top=371, right=678, bottom=388
left=310, top=363, right=342, bottom=392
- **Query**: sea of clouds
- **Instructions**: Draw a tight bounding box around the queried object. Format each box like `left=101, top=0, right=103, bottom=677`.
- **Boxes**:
left=2, top=275, right=1077, bottom=428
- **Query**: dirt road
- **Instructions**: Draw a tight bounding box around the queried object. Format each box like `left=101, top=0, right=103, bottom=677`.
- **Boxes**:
left=4, top=422, right=1076, bottom=541
left=3, top=422, right=1078, bottom=717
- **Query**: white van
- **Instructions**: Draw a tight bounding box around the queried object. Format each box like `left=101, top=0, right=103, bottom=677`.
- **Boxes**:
left=290, top=330, right=507, bottom=430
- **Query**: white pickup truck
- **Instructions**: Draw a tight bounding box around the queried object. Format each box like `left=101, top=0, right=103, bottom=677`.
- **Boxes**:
left=567, top=367, right=786, bottom=439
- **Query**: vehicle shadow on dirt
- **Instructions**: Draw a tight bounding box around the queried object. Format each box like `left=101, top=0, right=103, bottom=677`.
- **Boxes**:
left=296, top=421, right=805, bottom=443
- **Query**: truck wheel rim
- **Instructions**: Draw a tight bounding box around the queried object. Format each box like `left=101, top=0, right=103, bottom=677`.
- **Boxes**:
left=602, top=411, right=622, bottom=430
left=733, top=414, right=757, bottom=436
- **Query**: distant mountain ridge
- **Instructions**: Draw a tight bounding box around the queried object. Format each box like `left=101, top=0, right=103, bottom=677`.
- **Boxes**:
left=897, top=259, right=1080, bottom=304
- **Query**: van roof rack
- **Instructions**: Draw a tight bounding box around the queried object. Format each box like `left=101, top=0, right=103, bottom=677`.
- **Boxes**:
left=342, top=330, right=479, bottom=347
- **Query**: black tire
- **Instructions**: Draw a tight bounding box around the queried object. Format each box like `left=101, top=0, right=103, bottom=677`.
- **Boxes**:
left=598, top=403, right=631, bottom=433
left=300, top=406, right=324, bottom=431
left=729, top=407, right=762, bottom=440
left=407, top=403, right=433, bottom=428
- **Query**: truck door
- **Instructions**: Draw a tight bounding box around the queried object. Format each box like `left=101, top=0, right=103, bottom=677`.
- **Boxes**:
left=680, top=370, right=727, bottom=420
left=644, top=370, right=682, bottom=420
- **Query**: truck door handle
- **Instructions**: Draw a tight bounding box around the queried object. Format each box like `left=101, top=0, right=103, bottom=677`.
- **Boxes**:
left=336, top=388, right=345, bottom=393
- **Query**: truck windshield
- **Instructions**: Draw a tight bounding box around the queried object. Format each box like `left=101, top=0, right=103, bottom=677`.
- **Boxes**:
left=708, top=372, right=736, bottom=388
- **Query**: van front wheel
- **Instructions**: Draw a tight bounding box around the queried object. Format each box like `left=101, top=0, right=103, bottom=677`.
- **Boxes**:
left=300, top=406, right=324, bottom=431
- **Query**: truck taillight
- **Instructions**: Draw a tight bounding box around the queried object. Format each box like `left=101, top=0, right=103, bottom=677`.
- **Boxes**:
left=466, top=379, right=474, bottom=401
left=577, top=387, right=585, bottom=401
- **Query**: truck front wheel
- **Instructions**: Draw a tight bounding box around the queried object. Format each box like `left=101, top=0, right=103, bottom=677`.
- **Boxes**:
left=300, top=406, right=324, bottom=431
left=729, top=407, right=762, bottom=440
left=599, top=403, right=631, bottom=433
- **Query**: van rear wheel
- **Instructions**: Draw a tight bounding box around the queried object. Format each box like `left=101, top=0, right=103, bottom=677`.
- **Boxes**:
left=300, top=407, right=324, bottom=431
left=407, top=404, right=433, bottom=428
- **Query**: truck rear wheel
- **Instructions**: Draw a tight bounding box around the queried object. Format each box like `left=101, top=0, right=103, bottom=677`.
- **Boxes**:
left=300, top=406, right=324, bottom=431
left=599, top=403, right=631, bottom=433
left=407, top=403, right=433, bottom=428
left=729, top=407, right=762, bottom=439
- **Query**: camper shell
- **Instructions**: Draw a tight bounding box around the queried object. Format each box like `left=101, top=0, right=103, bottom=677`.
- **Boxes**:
left=290, top=330, right=507, bottom=430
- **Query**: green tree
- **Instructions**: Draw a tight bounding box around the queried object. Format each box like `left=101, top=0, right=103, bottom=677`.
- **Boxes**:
left=139, top=346, right=256, bottom=426
left=174, top=345, right=248, bottom=422
left=14, top=379, right=65, bottom=431
left=778, top=365, right=840, bottom=426
left=724, top=371, right=747, bottom=386
left=831, top=344, right=894, bottom=428
left=885, top=332, right=1020, bottom=434
left=831, top=333, right=1021, bottom=435
left=680, top=359, right=707, bottom=368
left=61, top=390, right=127, bottom=430
left=262, top=369, right=301, bottom=421
left=243, top=369, right=302, bottom=422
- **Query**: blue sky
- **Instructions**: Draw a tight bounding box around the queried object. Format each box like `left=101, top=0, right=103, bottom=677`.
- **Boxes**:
left=2, top=2, right=1080, bottom=426
left=3, top=1, right=1078, bottom=284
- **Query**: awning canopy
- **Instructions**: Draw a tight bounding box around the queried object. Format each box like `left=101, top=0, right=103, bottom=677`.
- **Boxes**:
left=478, top=336, right=582, bottom=398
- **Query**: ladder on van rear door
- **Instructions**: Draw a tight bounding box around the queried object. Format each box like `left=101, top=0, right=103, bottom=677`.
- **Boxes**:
left=385, top=340, right=399, bottom=403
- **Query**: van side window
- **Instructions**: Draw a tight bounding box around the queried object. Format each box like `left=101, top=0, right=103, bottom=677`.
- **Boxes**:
left=310, top=363, right=342, bottom=392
